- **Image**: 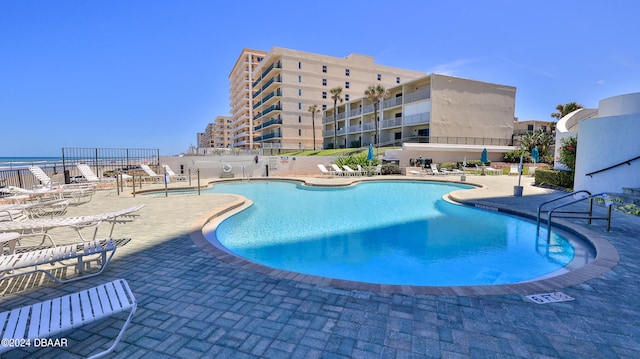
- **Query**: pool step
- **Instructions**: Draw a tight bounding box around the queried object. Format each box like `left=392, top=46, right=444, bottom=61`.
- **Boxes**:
left=623, top=187, right=640, bottom=196
left=603, top=190, right=640, bottom=216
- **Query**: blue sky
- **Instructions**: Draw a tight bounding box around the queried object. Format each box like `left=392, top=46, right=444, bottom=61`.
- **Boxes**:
left=1, top=0, right=639, bottom=156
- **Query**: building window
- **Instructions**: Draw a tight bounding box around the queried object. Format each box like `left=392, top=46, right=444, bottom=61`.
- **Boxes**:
left=345, top=69, right=350, bottom=76
left=322, top=65, right=327, bottom=73
left=396, top=77, right=400, bottom=84
left=322, top=104, right=327, bottom=110
left=298, top=89, right=302, bottom=96
left=298, top=129, right=302, bottom=136
left=322, top=78, right=327, bottom=86
left=345, top=94, right=349, bottom=101
left=377, top=74, right=382, bottom=81
left=527, top=124, right=534, bottom=131
left=345, top=81, right=350, bottom=89
left=298, top=61, right=301, bottom=69
left=322, top=91, right=327, bottom=99
left=298, top=75, right=302, bottom=83
left=298, top=102, right=302, bottom=109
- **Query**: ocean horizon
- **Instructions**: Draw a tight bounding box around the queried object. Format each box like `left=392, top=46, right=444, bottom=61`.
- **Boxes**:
left=0, top=157, right=65, bottom=171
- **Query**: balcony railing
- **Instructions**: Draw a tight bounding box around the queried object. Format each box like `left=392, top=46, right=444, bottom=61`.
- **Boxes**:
left=255, top=118, right=282, bottom=131
left=257, top=130, right=282, bottom=141
left=404, top=112, right=430, bottom=125
left=381, top=117, right=403, bottom=129
left=405, top=89, right=430, bottom=103
left=349, top=107, right=362, bottom=117
left=382, top=96, right=402, bottom=109
left=254, top=104, right=282, bottom=120
left=405, top=136, right=512, bottom=146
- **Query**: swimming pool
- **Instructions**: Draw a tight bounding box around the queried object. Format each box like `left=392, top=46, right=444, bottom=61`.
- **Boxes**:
left=204, top=180, right=589, bottom=286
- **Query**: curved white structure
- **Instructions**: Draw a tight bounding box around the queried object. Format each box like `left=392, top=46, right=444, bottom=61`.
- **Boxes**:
left=574, top=92, right=640, bottom=194
left=556, top=108, right=598, bottom=133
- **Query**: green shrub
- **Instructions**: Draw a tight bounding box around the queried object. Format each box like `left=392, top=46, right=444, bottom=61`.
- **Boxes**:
left=440, top=162, right=458, bottom=170
left=459, top=159, right=486, bottom=167
left=336, top=153, right=380, bottom=167
left=381, top=164, right=401, bottom=175
left=503, top=150, right=532, bottom=163
left=558, top=136, right=577, bottom=172
left=534, top=169, right=574, bottom=188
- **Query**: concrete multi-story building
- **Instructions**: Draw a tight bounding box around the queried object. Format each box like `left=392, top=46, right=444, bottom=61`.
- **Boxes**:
left=197, top=116, right=232, bottom=149
left=228, top=49, right=268, bottom=149
left=323, top=73, right=517, bottom=149
left=228, top=47, right=425, bottom=151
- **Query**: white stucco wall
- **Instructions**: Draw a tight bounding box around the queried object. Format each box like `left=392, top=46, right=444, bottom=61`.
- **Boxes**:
left=573, top=92, right=640, bottom=194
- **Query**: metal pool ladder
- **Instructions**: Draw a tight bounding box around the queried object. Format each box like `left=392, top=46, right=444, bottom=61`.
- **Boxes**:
left=536, top=190, right=613, bottom=241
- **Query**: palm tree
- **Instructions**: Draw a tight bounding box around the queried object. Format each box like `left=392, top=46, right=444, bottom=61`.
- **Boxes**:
left=307, top=104, right=320, bottom=150
left=330, top=87, right=343, bottom=149
left=364, top=84, right=389, bottom=149
left=551, top=102, right=584, bottom=120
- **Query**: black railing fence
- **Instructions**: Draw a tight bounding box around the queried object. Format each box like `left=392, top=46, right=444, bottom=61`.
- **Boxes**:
left=0, top=148, right=159, bottom=193
left=61, top=148, right=160, bottom=182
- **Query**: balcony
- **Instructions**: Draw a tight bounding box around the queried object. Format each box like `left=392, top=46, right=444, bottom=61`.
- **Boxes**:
left=404, top=112, right=430, bottom=125
left=382, top=96, right=403, bottom=109
left=381, top=117, right=403, bottom=129
left=261, top=75, right=281, bottom=91
left=257, top=129, right=282, bottom=141
left=255, top=117, right=282, bottom=131
left=349, top=107, right=362, bottom=117
left=405, top=89, right=430, bottom=103
left=254, top=104, right=282, bottom=120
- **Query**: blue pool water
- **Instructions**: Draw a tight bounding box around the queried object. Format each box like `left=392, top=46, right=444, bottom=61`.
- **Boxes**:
left=205, top=180, right=576, bottom=286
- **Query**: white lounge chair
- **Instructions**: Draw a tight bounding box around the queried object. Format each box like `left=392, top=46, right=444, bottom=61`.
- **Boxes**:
left=0, top=238, right=117, bottom=283
left=76, top=163, right=116, bottom=188
left=0, top=278, right=136, bottom=358
left=409, top=169, right=429, bottom=177
left=342, top=165, right=363, bottom=176
left=28, top=166, right=96, bottom=191
left=371, top=164, right=382, bottom=176
left=430, top=164, right=446, bottom=176
left=2, top=185, right=92, bottom=206
left=509, top=164, right=520, bottom=175
left=139, top=164, right=165, bottom=183
left=0, top=205, right=144, bottom=246
left=331, top=164, right=347, bottom=176
left=0, top=198, right=69, bottom=220
left=162, top=164, right=187, bottom=181
left=317, top=164, right=335, bottom=177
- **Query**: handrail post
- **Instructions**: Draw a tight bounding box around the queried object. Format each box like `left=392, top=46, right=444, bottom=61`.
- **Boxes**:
left=132, top=174, right=136, bottom=197
left=588, top=198, right=593, bottom=225
left=607, top=205, right=612, bottom=232
left=197, top=169, right=201, bottom=195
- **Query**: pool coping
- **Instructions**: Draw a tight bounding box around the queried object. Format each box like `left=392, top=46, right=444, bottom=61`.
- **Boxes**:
left=188, top=178, right=620, bottom=296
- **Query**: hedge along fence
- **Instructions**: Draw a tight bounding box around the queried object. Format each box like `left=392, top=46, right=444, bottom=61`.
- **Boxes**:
left=534, top=169, right=574, bottom=189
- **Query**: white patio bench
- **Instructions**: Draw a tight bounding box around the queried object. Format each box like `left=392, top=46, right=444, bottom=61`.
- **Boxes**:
left=0, top=238, right=117, bottom=283
left=0, top=278, right=136, bottom=358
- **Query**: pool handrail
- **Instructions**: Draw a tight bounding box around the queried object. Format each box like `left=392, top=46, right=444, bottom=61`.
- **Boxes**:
left=544, top=192, right=613, bottom=242
left=536, top=190, right=591, bottom=233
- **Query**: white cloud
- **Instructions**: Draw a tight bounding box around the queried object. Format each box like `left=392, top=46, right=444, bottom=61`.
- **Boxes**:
left=428, top=58, right=478, bottom=76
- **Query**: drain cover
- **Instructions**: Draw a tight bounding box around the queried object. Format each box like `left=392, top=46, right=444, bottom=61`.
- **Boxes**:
left=525, top=292, right=574, bottom=304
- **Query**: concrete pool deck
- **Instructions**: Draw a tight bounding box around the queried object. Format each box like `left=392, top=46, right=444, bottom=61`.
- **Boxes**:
left=1, top=174, right=639, bottom=358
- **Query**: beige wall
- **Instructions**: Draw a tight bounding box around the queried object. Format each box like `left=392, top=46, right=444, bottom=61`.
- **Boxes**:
left=430, top=74, right=515, bottom=140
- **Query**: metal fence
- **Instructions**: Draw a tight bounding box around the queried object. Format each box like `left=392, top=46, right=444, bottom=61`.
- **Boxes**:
left=61, top=148, right=160, bottom=182
left=0, top=148, right=159, bottom=194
